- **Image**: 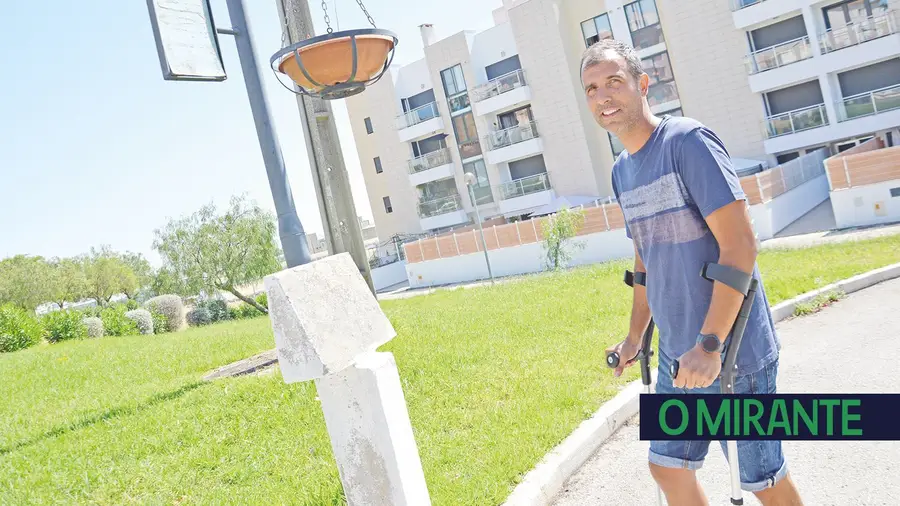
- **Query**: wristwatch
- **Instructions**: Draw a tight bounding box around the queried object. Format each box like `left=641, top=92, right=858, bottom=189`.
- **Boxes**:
left=697, top=333, right=725, bottom=354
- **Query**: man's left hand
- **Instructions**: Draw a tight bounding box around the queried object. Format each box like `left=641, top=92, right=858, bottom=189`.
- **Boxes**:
left=673, top=344, right=722, bottom=389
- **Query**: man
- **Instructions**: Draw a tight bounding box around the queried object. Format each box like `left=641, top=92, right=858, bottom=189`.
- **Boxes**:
left=581, top=39, right=803, bottom=506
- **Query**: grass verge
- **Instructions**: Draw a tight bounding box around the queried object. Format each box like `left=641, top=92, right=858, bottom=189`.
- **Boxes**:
left=1, top=234, right=898, bottom=505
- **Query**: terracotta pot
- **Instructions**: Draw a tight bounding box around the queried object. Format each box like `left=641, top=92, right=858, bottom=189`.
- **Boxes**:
left=277, top=34, right=395, bottom=92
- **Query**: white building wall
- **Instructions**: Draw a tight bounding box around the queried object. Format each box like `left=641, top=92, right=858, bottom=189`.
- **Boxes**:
left=470, top=23, right=519, bottom=85
left=831, top=179, right=900, bottom=229
left=394, top=59, right=433, bottom=101
left=749, top=174, right=831, bottom=240
left=371, top=261, right=409, bottom=292
left=405, top=228, right=634, bottom=288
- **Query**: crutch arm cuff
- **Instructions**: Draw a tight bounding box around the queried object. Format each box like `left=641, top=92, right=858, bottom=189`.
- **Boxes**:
left=701, top=263, right=752, bottom=296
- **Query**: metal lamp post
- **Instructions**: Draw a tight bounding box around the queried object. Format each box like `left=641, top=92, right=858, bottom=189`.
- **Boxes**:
left=464, top=172, right=495, bottom=285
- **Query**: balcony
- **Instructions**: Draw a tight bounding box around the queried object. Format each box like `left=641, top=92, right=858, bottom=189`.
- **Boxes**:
left=472, top=70, right=531, bottom=117
left=764, top=103, right=829, bottom=139
left=408, top=148, right=455, bottom=186
left=745, top=36, right=812, bottom=75
left=396, top=102, right=443, bottom=142
left=731, top=0, right=803, bottom=31
left=837, top=84, right=900, bottom=122
left=483, top=121, right=543, bottom=165
left=496, top=173, right=554, bottom=215
left=819, top=11, right=900, bottom=54
left=418, top=194, right=469, bottom=230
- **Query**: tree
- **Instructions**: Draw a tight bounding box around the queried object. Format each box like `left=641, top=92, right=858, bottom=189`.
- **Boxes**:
left=46, top=257, right=88, bottom=310
left=152, top=194, right=281, bottom=314
left=118, top=251, right=152, bottom=299
left=82, top=247, right=138, bottom=306
left=0, top=255, right=51, bottom=312
left=541, top=207, right=587, bottom=272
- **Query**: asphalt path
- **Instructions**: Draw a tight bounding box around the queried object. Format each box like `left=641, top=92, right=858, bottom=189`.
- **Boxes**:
left=552, top=276, right=900, bottom=506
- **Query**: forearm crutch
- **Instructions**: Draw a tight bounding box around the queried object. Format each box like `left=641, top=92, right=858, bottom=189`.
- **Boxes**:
left=605, top=270, right=663, bottom=506
left=672, top=263, right=759, bottom=506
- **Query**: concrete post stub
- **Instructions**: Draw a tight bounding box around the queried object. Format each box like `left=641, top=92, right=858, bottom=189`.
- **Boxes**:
left=264, top=252, right=396, bottom=383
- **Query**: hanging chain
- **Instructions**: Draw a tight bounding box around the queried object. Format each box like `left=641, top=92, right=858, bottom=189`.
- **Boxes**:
left=355, top=0, right=377, bottom=27
left=321, top=0, right=333, bottom=33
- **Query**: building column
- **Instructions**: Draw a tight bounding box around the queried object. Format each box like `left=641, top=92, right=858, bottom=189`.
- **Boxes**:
left=801, top=4, right=824, bottom=58
left=818, top=73, right=841, bottom=127
left=607, top=2, right=634, bottom=48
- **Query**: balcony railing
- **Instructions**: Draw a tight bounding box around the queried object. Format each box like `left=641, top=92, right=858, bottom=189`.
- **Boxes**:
left=745, top=36, right=812, bottom=75
left=418, top=194, right=463, bottom=218
left=484, top=121, right=539, bottom=151
left=471, top=69, right=527, bottom=103
left=498, top=172, right=551, bottom=200
left=730, top=0, right=766, bottom=12
left=764, top=103, right=828, bottom=138
left=837, top=83, right=900, bottom=122
left=408, top=148, right=452, bottom=174
left=819, top=10, right=900, bottom=53
left=396, top=102, right=440, bottom=129
left=448, top=92, right=470, bottom=115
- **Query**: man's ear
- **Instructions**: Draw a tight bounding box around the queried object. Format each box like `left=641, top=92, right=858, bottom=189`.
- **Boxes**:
left=639, top=73, right=649, bottom=97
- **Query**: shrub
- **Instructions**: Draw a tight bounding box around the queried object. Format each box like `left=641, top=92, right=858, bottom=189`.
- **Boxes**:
left=83, top=317, right=104, bottom=338
left=41, top=310, right=88, bottom=343
left=196, top=298, right=229, bottom=323
left=125, top=299, right=140, bottom=311
left=144, top=295, right=184, bottom=332
left=99, top=305, right=140, bottom=337
left=255, top=292, right=268, bottom=310
left=186, top=307, right=212, bottom=327
left=229, top=303, right=264, bottom=320
left=149, top=310, right=169, bottom=335
left=0, top=304, right=43, bottom=353
left=125, top=309, right=154, bottom=335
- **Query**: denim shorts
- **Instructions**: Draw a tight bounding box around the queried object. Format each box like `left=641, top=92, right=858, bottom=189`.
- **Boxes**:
left=649, top=347, right=789, bottom=492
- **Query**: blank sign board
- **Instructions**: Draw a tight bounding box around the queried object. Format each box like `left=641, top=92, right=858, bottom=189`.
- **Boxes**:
left=146, top=0, right=227, bottom=81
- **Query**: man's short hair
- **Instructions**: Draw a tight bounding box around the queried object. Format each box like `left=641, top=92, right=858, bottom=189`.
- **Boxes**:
left=580, top=39, right=644, bottom=82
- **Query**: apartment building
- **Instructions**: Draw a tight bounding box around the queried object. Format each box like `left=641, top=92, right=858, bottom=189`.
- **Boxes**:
left=345, top=0, right=900, bottom=243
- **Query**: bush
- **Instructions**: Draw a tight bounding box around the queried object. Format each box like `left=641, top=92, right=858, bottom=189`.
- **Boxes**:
left=186, top=307, right=212, bottom=327
left=144, top=295, right=184, bottom=332
left=0, top=304, right=43, bottom=353
left=125, top=309, right=154, bottom=335
left=255, top=292, right=268, bottom=310
left=149, top=310, right=169, bottom=335
left=99, top=305, right=140, bottom=337
left=41, top=310, right=88, bottom=343
left=196, top=298, right=229, bottom=323
left=83, top=317, right=104, bottom=338
left=125, top=299, right=140, bottom=311
left=228, top=303, right=264, bottom=320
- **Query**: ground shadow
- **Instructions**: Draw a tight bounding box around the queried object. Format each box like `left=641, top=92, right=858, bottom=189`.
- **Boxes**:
left=0, top=381, right=206, bottom=456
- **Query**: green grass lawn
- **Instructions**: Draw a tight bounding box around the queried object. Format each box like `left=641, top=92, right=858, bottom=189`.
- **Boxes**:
left=1, top=235, right=898, bottom=505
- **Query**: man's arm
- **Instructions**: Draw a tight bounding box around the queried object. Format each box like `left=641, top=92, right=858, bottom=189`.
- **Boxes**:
left=626, top=243, right=652, bottom=345
left=699, top=200, right=759, bottom=352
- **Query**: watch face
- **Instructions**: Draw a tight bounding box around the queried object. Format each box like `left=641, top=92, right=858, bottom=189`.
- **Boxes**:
left=702, top=334, right=721, bottom=352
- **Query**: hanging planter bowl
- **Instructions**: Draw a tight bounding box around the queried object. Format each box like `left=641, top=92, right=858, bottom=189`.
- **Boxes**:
left=271, top=28, right=398, bottom=100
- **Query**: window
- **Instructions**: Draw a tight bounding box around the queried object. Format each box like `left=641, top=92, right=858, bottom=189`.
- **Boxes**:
left=452, top=112, right=482, bottom=159
left=625, top=0, right=664, bottom=50
left=642, top=52, right=680, bottom=108
left=382, top=196, right=393, bottom=213
left=581, top=14, right=614, bottom=47
left=374, top=156, right=383, bottom=174
left=364, top=117, right=373, bottom=134
left=463, top=159, right=493, bottom=205
left=441, top=65, right=467, bottom=97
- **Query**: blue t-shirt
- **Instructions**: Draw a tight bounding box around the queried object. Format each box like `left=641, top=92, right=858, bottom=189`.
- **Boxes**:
left=611, top=115, right=780, bottom=376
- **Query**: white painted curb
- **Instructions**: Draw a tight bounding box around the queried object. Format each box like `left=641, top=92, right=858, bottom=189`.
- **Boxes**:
left=501, top=261, right=900, bottom=506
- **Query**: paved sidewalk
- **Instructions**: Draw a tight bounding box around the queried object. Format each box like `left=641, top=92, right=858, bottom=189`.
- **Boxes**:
left=551, top=276, right=900, bottom=506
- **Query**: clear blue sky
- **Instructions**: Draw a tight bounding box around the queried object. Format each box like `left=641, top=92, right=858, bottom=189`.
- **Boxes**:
left=0, top=0, right=499, bottom=266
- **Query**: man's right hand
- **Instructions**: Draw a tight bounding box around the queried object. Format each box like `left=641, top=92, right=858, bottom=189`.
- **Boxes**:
left=606, top=336, right=641, bottom=378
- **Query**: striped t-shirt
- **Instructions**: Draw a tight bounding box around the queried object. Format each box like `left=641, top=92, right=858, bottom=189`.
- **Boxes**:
left=610, top=115, right=780, bottom=376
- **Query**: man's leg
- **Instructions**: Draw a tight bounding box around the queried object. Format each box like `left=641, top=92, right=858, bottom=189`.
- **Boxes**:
left=723, top=357, right=804, bottom=506
left=648, top=348, right=713, bottom=505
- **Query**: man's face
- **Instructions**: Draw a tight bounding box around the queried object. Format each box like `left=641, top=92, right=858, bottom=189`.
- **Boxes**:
left=581, top=54, right=648, bottom=136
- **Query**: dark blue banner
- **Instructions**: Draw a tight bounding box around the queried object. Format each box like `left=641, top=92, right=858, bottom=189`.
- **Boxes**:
left=639, top=394, right=900, bottom=441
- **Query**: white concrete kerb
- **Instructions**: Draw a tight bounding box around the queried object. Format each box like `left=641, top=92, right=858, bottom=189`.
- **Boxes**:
left=501, top=261, right=900, bottom=506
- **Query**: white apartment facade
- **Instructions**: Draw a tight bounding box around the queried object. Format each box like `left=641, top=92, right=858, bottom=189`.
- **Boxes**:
left=346, top=0, right=900, bottom=245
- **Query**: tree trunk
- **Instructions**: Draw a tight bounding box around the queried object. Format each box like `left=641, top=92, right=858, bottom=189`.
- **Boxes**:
left=221, top=285, right=268, bottom=314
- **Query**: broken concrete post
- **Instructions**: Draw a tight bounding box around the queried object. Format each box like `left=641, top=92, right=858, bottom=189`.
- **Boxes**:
left=265, top=253, right=431, bottom=506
